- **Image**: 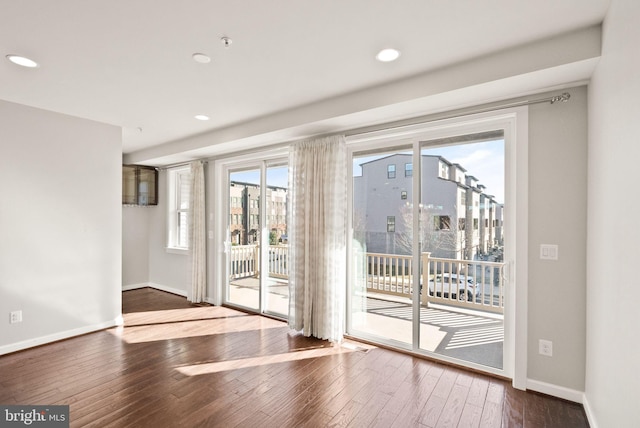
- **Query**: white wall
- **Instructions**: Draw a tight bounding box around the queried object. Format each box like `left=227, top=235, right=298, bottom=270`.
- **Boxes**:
left=122, top=206, right=151, bottom=286
left=586, top=1, right=640, bottom=427
left=527, top=87, right=588, bottom=395
left=0, top=100, right=121, bottom=354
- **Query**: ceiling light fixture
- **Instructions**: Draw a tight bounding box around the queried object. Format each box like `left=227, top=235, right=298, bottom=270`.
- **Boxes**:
left=192, top=53, right=211, bottom=64
left=194, top=115, right=210, bottom=121
left=221, top=37, right=232, bottom=48
left=375, top=48, right=400, bottom=62
left=6, top=54, right=39, bottom=68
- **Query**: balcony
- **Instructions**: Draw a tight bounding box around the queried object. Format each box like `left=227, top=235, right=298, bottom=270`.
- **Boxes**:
left=229, top=245, right=505, bottom=369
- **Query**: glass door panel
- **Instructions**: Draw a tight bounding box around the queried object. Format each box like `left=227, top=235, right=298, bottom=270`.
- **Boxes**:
left=263, top=165, right=289, bottom=317
left=227, top=169, right=261, bottom=311
left=418, top=135, right=505, bottom=370
left=350, top=148, right=414, bottom=347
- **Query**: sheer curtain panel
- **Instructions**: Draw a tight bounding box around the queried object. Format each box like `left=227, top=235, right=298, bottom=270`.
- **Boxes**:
left=188, top=161, right=206, bottom=303
left=288, top=135, right=347, bottom=342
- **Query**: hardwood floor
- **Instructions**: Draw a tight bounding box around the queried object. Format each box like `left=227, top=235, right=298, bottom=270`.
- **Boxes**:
left=0, top=288, right=588, bottom=427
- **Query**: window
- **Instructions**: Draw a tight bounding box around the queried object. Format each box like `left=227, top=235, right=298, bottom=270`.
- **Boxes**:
left=387, top=164, right=396, bottom=179
left=405, top=163, right=413, bottom=177
left=439, top=162, right=448, bottom=179
left=387, top=216, right=395, bottom=232
left=458, top=218, right=466, bottom=230
left=401, top=190, right=407, bottom=200
left=460, top=193, right=466, bottom=206
left=473, top=218, right=479, bottom=230
left=167, top=167, right=191, bottom=250
left=434, top=215, right=451, bottom=231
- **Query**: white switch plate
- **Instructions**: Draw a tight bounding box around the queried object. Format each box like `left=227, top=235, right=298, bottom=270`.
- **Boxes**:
left=540, top=244, right=558, bottom=260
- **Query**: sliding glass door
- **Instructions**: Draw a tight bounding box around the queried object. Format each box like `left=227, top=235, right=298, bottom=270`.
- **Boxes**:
left=347, top=118, right=511, bottom=377
left=224, top=159, right=289, bottom=319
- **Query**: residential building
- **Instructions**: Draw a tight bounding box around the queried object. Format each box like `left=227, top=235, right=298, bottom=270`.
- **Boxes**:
left=229, top=181, right=288, bottom=245
left=354, top=154, right=502, bottom=260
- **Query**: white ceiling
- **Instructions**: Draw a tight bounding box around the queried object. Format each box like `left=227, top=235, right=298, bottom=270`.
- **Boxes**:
left=1, top=1, right=610, bottom=165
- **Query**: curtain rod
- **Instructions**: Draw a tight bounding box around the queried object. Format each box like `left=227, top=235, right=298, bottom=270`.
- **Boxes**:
left=156, top=91, right=571, bottom=169
left=158, top=159, right=208, bottom=171
left=345, top=92, right=571, bottom=138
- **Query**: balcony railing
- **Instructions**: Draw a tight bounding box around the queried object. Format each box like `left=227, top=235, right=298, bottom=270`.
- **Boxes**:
left=365, top=252, right=505, bottom=314
left=229, top=245, right=505, bottom=314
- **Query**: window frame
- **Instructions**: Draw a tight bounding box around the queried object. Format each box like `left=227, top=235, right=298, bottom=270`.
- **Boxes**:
left=387, top=216, right=396, bottom=232
left=167, top=166, right=191, bottom=253
left=387, top=164, right=396, bottom=179
left=405, top=163, right=413, bottom=177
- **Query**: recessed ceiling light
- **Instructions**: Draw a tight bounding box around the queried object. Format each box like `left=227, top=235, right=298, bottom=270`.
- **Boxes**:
left=6, top=54, right=39, bottom=68
left=192, top=53, right=211, bottom=64
left=375, top=48, right=400, bottom=62
left=195, top=115, right=209, bottom=121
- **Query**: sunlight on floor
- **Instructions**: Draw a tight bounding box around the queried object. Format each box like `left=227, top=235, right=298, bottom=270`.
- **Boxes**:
left=174, top=340, right=376, bottom=376
left=122, top=306, right=247, bottom=326
left=110, top=308, right=285, bottom=344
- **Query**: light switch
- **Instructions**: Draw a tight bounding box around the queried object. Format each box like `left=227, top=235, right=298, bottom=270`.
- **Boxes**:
left=540, top=244, right=558, bottom=260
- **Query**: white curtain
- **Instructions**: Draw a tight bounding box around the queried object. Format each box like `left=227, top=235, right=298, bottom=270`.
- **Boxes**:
left=288, top=135, right=347, bottom=342
left=188, top=161, right=206, bottom=303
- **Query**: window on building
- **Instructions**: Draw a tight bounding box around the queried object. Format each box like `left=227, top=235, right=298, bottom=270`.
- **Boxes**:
left=401, top=190, right=407, bottom=200
left=458, top=218, right=466, bottom=230
left=387, top=216, right=395, bottom=232
left=460, top=193, right=466, bottom=207
left=387, top=164, right=396, bottom=179
left=405, top=163, right=413, bottom=177
left=434, top=215, right=451, bottom=231
left=473, top=218, right=479, bottom=230
left=439, top=162, right=448, bottom=179
left=167, top=166, right=191, bottom=250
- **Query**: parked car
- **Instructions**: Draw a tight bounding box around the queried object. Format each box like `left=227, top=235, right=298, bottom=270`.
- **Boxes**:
left=427, top=273, right=481, bottom=302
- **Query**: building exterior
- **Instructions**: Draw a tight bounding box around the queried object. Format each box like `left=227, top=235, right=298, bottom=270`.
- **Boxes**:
left=229, top=181, right=288, bottom=245
left=353, top=154, right=503, bottom=260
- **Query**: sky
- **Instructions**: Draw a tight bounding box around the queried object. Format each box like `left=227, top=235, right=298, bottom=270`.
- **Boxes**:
left=228, top=139, right=505, bottom=202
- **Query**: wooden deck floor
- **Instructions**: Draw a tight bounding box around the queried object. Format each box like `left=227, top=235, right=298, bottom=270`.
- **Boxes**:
left=0, top=288, right=588, bottom=427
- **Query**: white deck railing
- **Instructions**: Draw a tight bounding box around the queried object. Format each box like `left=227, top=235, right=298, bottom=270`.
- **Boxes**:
left=229, top=245, right=505, bottom=314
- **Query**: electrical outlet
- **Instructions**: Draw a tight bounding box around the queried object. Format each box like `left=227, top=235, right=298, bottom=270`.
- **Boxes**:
left=539, top=339, right=553, bottom=357
left=10, top=310, right=22, bottom=324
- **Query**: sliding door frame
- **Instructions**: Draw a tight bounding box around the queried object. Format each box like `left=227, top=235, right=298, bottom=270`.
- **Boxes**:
left=211, top=147, right=289, bottom=316
left=345, top=107, right=528, bottom=388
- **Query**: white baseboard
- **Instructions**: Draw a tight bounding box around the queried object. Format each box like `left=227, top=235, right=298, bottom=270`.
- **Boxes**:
left=0, top=319, right=119, bottom=356
left=148, top=282, right=188, bottom=298
left=122, top=282, right=148, bottom=291
left=122, top=282, right=188, bottom=298
left=526, top=378, right=584, bottom=403
left=582, top=394, right=598, bottom=428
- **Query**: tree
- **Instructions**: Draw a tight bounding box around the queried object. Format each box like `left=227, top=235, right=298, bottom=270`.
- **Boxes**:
left=395, top=203, right=463, bottom=259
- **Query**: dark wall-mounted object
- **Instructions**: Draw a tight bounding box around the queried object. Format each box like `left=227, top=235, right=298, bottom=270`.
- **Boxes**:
left=123, top=165, right=158, bottom=206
